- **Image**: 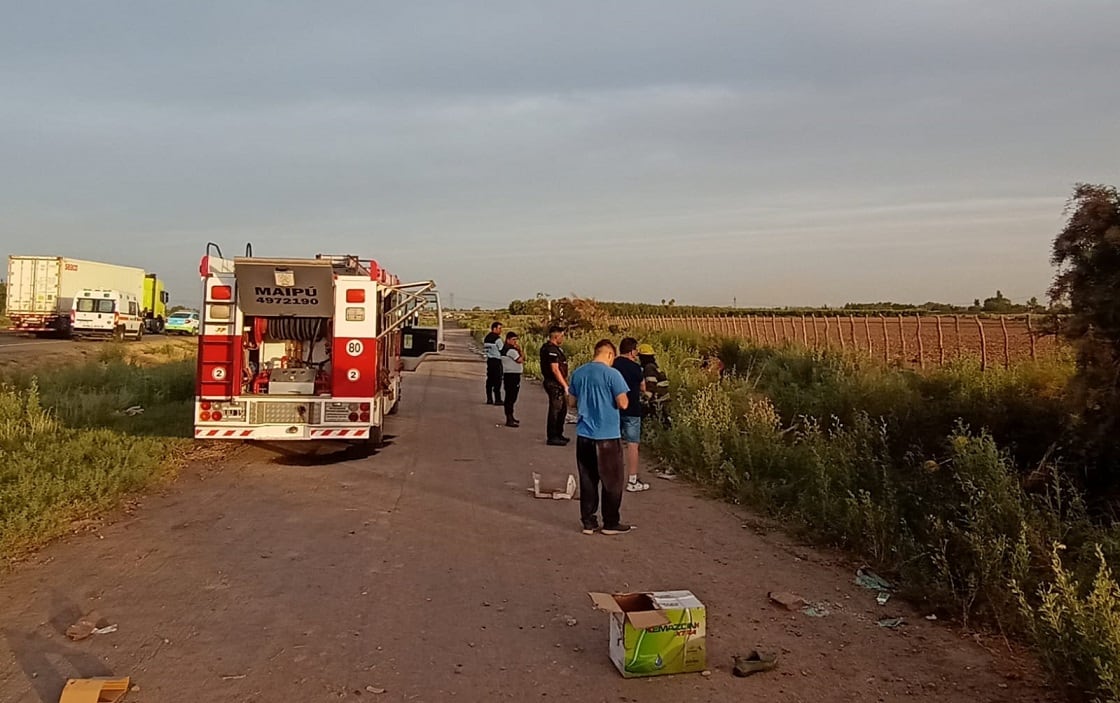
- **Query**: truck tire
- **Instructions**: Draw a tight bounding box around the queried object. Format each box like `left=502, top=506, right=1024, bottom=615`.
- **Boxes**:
left=113, top=326, right=125, bottom=342
left=368, top=425, right=383, bottom=447
left=134, top=325, right=144, bottom=341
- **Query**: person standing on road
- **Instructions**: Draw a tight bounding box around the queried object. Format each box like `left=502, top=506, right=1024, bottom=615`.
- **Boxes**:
left=612, top=337, right=649, bottom=492
left=483, top=321, right=504, bottom=405
left=638, top=343, right=672, bottom=429
left=501, top=331, right=524, bottom=427
left=568, top=339, right=633, bottom=535
left=540, top=326, right=570, bottom=446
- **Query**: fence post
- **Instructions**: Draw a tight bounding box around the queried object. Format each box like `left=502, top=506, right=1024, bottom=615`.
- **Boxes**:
left=824, top=315, right=832, bottom=348
left=936, top=315, right=945, bottom=367
left=747, top=316, right=756, bottom=341
left=977, top=317, right=988, bottom=371
left=811, top=315, right=819, bottom=348
left=880, top=314, right=889, bottom=362
left=801, top=315, right=809, bottom=346
left=836, top=316, right=846, bottom=351
left=1008, top=313, right=1016, bottom=367
left=1027, top=313, right=1036, bottom=361
left=771, top=316, right=779, bottom=344
left=847, top=316, right=856, bottom=351
left=898, top=315, right=907, bottom=363
left=863, top=315, right=873, bottom=356
left=954, top=315, right=962, bottom=359
left=916, top=315, right=925, bottom=369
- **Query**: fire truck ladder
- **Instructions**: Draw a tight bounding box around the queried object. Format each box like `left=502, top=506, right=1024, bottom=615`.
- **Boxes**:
left=378, top=280, right=439, bottom=340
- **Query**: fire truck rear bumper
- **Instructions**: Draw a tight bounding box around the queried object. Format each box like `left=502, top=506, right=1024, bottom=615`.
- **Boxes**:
left=194, top=425, right=373, bottom=440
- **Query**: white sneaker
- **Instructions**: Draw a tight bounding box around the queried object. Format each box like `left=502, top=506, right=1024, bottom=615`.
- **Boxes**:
left=626, top=478, right=650, bottom=492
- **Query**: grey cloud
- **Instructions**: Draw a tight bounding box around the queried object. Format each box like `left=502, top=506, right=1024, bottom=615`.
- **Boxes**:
left=2, top=1, right=1118, bottom=307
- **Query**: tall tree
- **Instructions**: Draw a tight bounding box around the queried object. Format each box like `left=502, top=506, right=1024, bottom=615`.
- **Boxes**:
left=1050, top=183, right=1120, bottom=497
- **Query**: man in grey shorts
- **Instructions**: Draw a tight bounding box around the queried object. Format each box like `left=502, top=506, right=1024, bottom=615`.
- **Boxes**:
left=612, top=337, right=648, bottom=492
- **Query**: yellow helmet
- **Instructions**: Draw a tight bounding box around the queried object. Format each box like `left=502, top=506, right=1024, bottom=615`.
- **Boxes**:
left=637, top=343, right=655, bottom=355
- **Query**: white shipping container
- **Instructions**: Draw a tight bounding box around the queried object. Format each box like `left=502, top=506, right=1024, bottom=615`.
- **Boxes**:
left=6, top=256, right=146, bottom=332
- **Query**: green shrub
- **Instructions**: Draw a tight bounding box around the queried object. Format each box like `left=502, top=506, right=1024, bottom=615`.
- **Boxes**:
left=1017, top=544, right=1120, bottom=703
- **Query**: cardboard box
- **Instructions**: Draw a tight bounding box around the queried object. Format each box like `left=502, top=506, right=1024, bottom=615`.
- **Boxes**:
left=588, top=590, right=706, bottom=677
left=58, top=677, right=130, bottom=703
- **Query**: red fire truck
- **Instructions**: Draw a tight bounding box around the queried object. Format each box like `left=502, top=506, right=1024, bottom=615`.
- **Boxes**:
left=193, top=245, right=442, bottom=444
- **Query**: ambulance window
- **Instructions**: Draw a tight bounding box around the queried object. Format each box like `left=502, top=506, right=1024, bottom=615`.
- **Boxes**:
left=76, top=298, right=96, bottom=313
left=130, top=301, right=139, bottom=316
left=96, top=299, right=115, bottom=314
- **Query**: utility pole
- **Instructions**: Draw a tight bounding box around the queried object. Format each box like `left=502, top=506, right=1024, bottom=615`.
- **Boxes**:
left=449, top=292, right=455, bottom=310
left=733, top=297, right=737, bottom=308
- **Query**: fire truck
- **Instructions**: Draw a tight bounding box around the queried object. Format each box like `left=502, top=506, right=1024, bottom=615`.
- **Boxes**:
left=193, top=245, right=443, bottom=444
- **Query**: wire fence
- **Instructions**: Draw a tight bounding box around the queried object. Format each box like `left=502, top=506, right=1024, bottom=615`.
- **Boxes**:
left=612, top=314, right=1067, bottom=370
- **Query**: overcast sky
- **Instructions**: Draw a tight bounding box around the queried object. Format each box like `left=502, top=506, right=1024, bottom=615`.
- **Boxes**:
left=3, top=1, right=1118, bottom=308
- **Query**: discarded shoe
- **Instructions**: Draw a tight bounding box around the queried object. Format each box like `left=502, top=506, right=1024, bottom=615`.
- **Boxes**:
left=732, top=650, right=779, bottom=677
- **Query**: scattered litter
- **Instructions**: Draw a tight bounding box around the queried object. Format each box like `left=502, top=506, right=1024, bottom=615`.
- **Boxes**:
left=768, top=591, right=807, bottom=611
left=876, top=593, right=891, bottom=606
left=563, top=615, right=578, bottom=627
left=655, top=468, right=678, bottom=480
left=701, top=670, right=712, bottom=677
left=58, top=677, right=130, bottom=703
left=876, top=617, right=905, bottom=629
left=732, top=650, right=779, bottom=677
left=854, top=567, right=893, bottom=592
left=801, top=604, right=830, bottom=618
left=119, top=405, right=144, bottom=416
left=66, top=613, right=106, bottom=641
left=129, top=684, right=140, bottom=693
left=365, top=686, right=387, bottom=694
left=91, top=625, right=118, bottom=636
left=529, top=472, right=576, bottom=500
left=220, top=674, right=246, bottom=681
left=925, top=614, right=938, bottom=621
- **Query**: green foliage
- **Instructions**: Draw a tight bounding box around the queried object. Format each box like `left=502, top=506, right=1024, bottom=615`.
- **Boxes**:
left=0, top=356, right=195, bottom=559
left=1017, top=545, right=1120, bottom=703
left=1050, top=183, right=1120, bottom=500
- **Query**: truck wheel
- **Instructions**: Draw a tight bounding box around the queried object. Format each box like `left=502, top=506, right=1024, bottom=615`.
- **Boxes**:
left=113, top=326, right=125, bottom=342
left=369, top=425, right=383, bottom=447
left=388, top=395, right=400, bottom=415
left=135, top=326, right=144, bottom=341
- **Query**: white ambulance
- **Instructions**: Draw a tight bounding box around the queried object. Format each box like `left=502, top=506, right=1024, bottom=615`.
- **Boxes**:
left=70, top=289, right=145, bottom=340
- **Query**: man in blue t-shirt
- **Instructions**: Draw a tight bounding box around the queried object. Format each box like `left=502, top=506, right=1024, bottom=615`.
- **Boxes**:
left=567, top=339, right=634, bottom=535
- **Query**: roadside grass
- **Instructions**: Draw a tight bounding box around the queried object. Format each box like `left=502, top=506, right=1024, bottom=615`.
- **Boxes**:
left=467, top=317, right=1119, bottom=701
left=0, top=342, right=196, bottom=561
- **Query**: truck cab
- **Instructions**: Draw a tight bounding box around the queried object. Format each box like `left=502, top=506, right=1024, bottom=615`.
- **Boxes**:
left=71, top=289, right=145, bottom=340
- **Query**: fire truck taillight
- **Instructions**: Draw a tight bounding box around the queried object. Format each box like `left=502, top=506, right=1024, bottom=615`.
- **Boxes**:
left=345, top=307, right=365, bottom=321
left=211, top=410, right=223, bottom=421
left=200, top=401, right=212, bottom=411
left=359, top=412, right=371, bottom=422
left=211, top=285, right=232, bottom=301
left=199, top=410, right=211, bottom=421
left=348, top=412, right=359, bottom=422
left=345, top=289, right=365, bottom=303
left=359, top=402, right=371, bottom=411
left=209, top=304, right=232, bottom=320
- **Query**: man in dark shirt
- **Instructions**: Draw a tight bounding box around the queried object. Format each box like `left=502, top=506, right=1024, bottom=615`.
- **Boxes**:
left=612, top=337, right=648, bottom=491
left=539, top=325, right=570, bottom=446
left=483, top=321, right=504, bottom=405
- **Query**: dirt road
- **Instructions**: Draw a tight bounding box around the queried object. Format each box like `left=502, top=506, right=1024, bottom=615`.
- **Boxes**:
left=0, top=330, right=1052, bottom=702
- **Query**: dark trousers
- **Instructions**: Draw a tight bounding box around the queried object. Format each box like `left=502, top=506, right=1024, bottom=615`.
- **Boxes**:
left=503, top=374, right=521, bottom=420
left=576, top=437, right=625, bottom=529
left=486, top=359, right=504, bottom=403
left=543, top=380, right=568, bottom=440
